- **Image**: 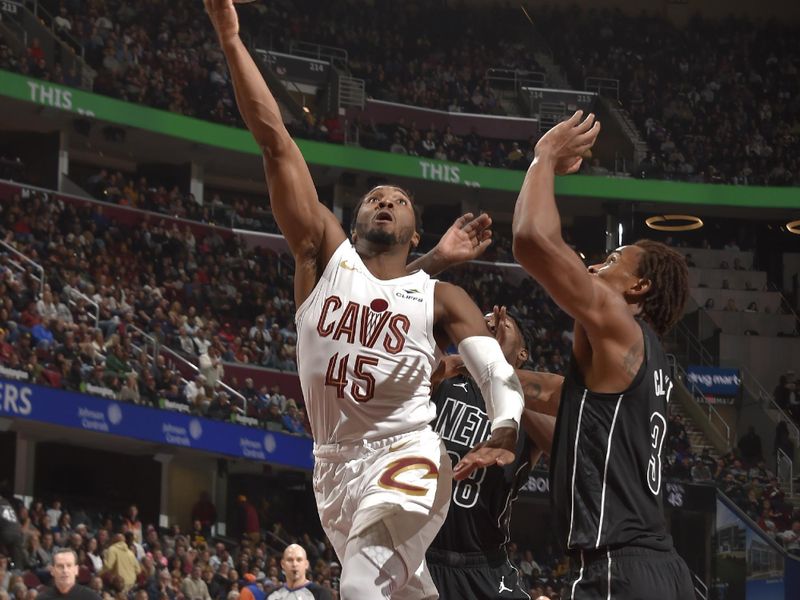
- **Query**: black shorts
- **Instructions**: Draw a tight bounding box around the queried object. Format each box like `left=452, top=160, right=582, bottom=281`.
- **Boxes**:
left=564, top=546, right=695, bottom=600
left=426, top=548, right=530, bottom=600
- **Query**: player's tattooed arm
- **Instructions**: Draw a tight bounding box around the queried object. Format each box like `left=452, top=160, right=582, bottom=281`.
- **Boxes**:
left=519, top=371, right=562, bottom=455
left=407, top=213, right=492, bottom=276
left=621, top=339, right=644, bottom=379
left=517, top=370, right=564, bottom=416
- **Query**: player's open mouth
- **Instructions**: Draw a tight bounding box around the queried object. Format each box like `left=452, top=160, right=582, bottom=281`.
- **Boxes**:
left=375, top=210, right=394, bottom=222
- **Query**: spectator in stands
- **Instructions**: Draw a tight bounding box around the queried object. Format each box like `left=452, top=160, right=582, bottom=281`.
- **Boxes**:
left=199, top=347, right=224, bottom=389
left=190, top=493, right=217, bottom=539
left=774, top=372, right=797, bottom=412
left=124, top=506, right=142, bottom=545
left=207, top=392, right=233, bottom=422
left=101, top=534, right=140, bottom=592
left=84, top=539, right=102, bottom=574
left=45, top=502, right=62, bottom=531
left=24, top=535, right=51, bottom=573
left=26, top=39, right=44, bottom=64
left=778, top=520, right=800, bottom=556
left=182, top=565, right=211, bottom=600
left=235, top=497, right=259, bottom=545
left=738, top=426, right=764, bottom=465
left=690, top=459, right=713, bottom=483
left=280, top=405, right=305, bottom=436
left=723, top=298, right=738, bottom=312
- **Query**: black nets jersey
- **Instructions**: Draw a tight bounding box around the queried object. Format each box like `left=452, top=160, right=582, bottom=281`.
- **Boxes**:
left=429, top=375, right=533, bottom=553
left=550, top=319, right=674, bottom=552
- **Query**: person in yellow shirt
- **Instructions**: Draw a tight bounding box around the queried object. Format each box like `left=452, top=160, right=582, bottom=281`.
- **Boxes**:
left=101, top=533, right=141, bottom=592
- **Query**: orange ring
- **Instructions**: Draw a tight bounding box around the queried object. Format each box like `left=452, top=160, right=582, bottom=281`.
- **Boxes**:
left=645, top=214, right=704, bottom=232
left=786, top=220, right=800, bottom=235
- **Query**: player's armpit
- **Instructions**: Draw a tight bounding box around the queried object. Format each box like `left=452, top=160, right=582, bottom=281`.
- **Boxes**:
left=517, top=370, right=564, bottom=416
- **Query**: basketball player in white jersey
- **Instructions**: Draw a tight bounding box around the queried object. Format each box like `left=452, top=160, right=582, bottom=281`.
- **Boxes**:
left=204, top=2, right=525, bottom=598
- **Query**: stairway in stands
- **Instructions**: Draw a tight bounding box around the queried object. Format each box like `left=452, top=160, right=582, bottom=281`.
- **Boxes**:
left=669, top=400, right=719, bottom=459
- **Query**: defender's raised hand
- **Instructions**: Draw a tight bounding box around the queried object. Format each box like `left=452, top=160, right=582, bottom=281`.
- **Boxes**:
left=453, top=426, right=517, bottom=481
left=535, top=110, right=601, bottom=175
left=436, top=212, right=493, bottom=263
left=204, top=0, right=239, bottom=44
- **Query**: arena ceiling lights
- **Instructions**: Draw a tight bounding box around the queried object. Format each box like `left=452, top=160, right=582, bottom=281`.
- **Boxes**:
left=645, top=214, right=704, bottom=232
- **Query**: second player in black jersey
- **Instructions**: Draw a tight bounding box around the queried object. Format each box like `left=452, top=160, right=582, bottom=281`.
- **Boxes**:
left=426, top=309, right=559, bottom=600
left=551, top=318, right=673, bottom=553
left=512, top=112, right=695, bottom=599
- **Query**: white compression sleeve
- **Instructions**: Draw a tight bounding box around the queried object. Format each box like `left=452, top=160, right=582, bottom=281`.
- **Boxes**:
left=457, top=336, right=524, bottom=432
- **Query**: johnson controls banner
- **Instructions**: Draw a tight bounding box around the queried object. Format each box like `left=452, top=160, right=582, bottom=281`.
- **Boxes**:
left=0, top=378, right=313, bottom=469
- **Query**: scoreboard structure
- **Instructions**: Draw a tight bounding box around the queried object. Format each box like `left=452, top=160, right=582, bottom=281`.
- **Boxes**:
left=519, top=86, right=598, bottom=130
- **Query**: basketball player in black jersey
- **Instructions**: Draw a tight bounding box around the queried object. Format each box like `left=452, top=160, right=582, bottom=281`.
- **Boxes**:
left=427, top=308, right=561, bottom=600
left=511, top=111, right=695, bottom=599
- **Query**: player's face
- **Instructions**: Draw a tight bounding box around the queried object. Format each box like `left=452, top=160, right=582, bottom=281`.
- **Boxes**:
left=353, top=186, right=419, bottom=249
left=484, top=311, right=526, bottom=367
left=588, top=245, right=644, bottom=293
left=280, top=547, right=308, bottom=586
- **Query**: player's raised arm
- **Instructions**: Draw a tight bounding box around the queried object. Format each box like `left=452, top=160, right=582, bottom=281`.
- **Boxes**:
left=205, top=0, right=344, bottom=299
left=433, top=284, right=524, bottom=480
left=512, top=111, right=618, bottom=336
left=407, top=213, right=492, bottom=276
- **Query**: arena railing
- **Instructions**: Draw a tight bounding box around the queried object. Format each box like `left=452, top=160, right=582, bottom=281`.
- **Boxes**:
left=674, top=313, right=800, bottom=455
left=0, top=239, right=45, bottom=298
left=584, top=77, right=620, bottom=101
left=128, top=324, right=250, bottom=418
left=669, top=357, right=732, bottom=449
left=63, top=287, right=100, bottom=327
left=777, top=448, right=795, bottom=496
left=288, top=40, right=348, bottom=69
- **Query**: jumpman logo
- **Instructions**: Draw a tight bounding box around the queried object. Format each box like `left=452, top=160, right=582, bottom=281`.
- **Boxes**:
left=453, top=382, right=469, bottom=392
left=498, top=576, right=512, bottom=594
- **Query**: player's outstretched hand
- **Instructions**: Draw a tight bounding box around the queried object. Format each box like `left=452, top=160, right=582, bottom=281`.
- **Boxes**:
left=534, top=110, right=601, bottom=175
left=488, top=305, right=514, bottom=347
left=204, top=0, right=239, bottom=44
left=453, top=426, right=516, bottom=481
left=434, top=212, right=493, bottom=266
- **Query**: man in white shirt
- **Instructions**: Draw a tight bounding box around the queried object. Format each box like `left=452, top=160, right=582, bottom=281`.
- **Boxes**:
left=199, top=347, right=224, bottom=388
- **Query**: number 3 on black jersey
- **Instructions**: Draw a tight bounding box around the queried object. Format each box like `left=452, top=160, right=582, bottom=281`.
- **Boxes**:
left=647, top=412, right=667, bottom=495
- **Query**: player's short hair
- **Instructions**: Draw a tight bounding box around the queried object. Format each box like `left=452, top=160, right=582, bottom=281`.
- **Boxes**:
left=350, top=185, right=421, bottom=235
left=633, top=240, right=689, bottom=337
left=502, top=307, right=530, bottom=351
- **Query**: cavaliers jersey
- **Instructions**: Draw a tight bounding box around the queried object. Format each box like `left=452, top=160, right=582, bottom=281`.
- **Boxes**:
left=550, top=318, right=674, bottom=552
left=428, top=375, right=532, bottom=553
left=295, top=240, right=439, bottom=444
